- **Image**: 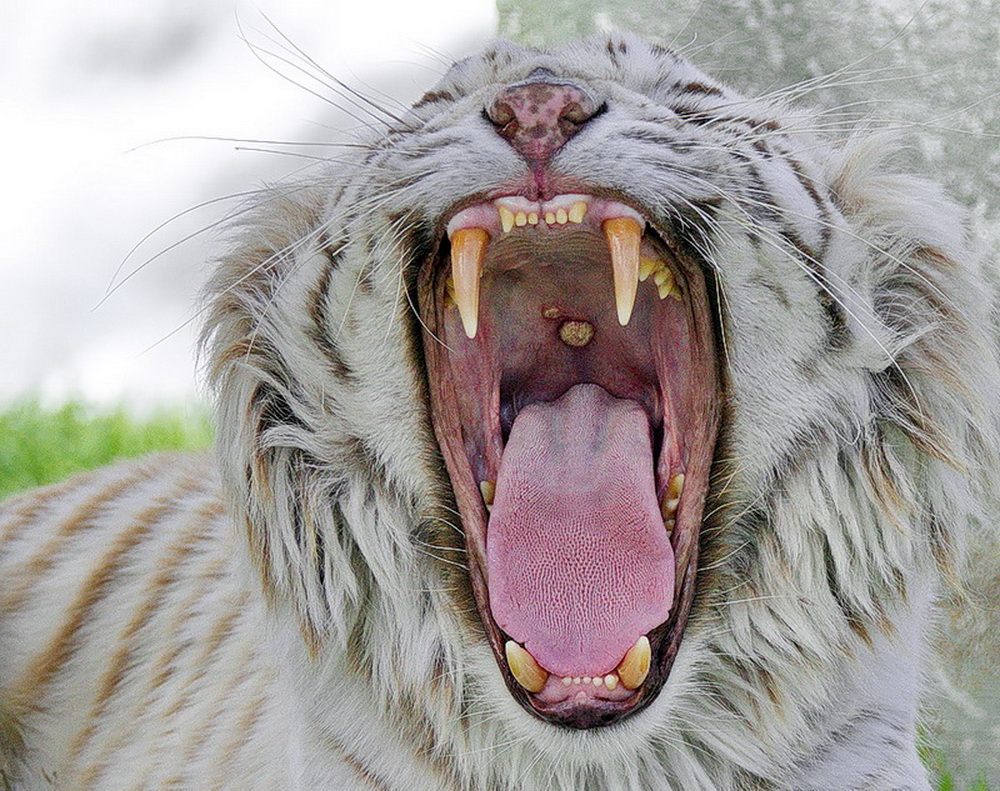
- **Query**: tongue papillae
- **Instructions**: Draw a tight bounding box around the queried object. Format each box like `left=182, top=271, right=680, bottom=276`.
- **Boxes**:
left=487, top=384, right=674, bottom=679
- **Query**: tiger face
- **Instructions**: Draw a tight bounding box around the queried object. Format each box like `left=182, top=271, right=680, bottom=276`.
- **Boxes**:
left=295, top=36, right=909, bottom=707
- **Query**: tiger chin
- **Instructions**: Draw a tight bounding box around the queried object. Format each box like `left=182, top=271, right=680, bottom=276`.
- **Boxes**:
left=1, top=34, right=997, bottom=791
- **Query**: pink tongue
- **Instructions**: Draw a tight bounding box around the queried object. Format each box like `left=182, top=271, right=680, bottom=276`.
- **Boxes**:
left=487, top=384, right=674, bottom=678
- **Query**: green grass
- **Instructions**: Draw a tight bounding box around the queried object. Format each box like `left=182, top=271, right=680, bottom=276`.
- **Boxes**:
left=0, top=401, right=992, bottom=789
left=923, top=740, right=994, bottom=791
left=0, top=399, right=213, bottom=499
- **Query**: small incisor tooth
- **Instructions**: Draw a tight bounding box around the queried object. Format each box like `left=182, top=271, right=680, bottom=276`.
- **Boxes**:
left=603, top=217, right=642, bottom=326
left=617, top=635, right=651, bottom=690
left=450, top=227, right=489, bottom=339
left=505, top=641, right=549, bottom=693
left=498, top=206, right=515, bottom=233
left=515, top=211, right=528, bottom=227
left=568, top=201, right=587, bottom=223
left=545, top=211, right=556, bottom=225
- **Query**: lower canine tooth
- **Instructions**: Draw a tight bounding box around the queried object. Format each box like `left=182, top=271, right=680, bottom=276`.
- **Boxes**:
left=661, top=473, right=685, bottom=520
left=450, top=227, right=488, bottom=339
left=603, top=217, right=642, bottom=326
left=505, top=641, right=549, bottom=693
left=617, top=635, right=651, bottom=690
left=480, top=480, right=495, bottom=510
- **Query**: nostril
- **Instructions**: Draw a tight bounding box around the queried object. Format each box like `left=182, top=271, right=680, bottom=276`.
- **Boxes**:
left=560, top=102, right=590, bottom=125
left=488, top=101, right=516, bottom=130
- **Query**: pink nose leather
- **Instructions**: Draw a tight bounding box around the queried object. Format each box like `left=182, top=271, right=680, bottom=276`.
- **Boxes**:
left=487, top=80, right=597, bottom=169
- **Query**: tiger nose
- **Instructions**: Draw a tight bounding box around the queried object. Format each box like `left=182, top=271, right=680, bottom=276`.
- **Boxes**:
left=487, top=79, right=598, bottom=168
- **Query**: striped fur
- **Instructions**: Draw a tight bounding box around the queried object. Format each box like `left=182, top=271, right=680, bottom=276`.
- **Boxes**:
left=2, top=35, right=998, bottom=790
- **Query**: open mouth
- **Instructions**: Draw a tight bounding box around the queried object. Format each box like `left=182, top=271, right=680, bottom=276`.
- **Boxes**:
left=419, top=191, right=721, bottom=729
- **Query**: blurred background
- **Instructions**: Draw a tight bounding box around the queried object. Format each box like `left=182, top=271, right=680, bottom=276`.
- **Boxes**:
left=0, top=0, right=495, bottom=406
left=1, top=0, right=997, bottom=785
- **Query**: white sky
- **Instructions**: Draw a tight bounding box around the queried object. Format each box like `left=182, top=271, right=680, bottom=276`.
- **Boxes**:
left=0, top=0, right=496, bottom=408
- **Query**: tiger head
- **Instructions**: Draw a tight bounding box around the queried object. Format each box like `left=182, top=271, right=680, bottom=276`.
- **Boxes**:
left=203, top=34, right=998, bottom=787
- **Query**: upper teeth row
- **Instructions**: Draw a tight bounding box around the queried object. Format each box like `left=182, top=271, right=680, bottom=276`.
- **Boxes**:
left=495, top=194, right=590, bottom=232
left=446, top=196, right=667, bottom=338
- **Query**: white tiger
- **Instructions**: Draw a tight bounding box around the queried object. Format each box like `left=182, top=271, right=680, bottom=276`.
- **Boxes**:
left=1, top=34, right=997, bottom=791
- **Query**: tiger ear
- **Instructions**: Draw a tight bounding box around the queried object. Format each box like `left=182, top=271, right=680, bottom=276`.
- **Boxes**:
left=200, top=187, right=367, bottom=651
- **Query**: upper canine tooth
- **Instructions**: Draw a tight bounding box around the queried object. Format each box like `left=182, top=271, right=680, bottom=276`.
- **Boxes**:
left=505, top=641, right=549, bottom=693
left=617, top=635, right=651, bottom=690
left=498, top=205, right=515, bottom=233
left=568, top=201, right=587, bottom=223
left=603, top=217, right=643, bottom=326
left=450, top=227, right=488, bottom=339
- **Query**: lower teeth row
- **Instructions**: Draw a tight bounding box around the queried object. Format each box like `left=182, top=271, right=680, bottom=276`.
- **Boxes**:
left=561, top=673, right=620, bottom=691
